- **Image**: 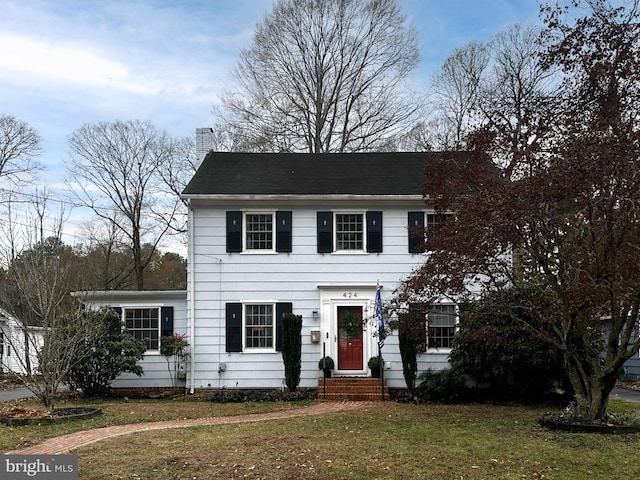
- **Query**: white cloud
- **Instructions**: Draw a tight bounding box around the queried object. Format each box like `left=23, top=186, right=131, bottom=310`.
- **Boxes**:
left=0, top=32, right=164, bottom=95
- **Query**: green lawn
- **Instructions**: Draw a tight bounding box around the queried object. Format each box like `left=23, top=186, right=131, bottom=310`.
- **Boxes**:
left=3, top=396, right=640, bottom=479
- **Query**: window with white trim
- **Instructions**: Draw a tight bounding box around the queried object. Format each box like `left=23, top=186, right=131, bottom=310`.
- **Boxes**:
left=408, top=211, right=454, bottom=253
left=426, top=213, right=453, bottom=238
left=427, top=304, right=457, bottom=349
left=335, top=213, right=364, bottom=251
left=124, top=307, right=160, bottom=351
left=227, top=211, right=292, bottom=253
left=317, top=211, right=382, bottom=253
left=245, top=304, right=274, bottom=349
left=245, top=213, right=274, bottom=251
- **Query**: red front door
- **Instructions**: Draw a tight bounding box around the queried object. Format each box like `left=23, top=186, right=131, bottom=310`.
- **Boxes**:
left=337, top=306, right=363, bottom=371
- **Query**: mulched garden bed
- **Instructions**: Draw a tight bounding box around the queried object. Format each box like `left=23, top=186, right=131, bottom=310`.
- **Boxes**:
left=0, top=406, right=102, bottom=426
left=540, top=409, right=640, bottom=434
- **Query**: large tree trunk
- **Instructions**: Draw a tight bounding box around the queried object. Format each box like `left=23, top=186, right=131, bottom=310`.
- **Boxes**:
left=565, top=355, right=617, bottom=422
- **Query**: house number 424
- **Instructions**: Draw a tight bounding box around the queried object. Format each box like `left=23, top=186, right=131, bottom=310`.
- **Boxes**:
left=342, top=292, right=358, bottom=298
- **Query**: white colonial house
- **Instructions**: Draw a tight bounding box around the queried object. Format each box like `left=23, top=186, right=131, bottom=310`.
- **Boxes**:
left=0, top=307, right=43, bottom=375
left=76, top=151, right=467, bottom=392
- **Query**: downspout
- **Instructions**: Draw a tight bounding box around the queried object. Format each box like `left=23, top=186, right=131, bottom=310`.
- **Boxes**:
left=188, top=200, right=196, bottom=394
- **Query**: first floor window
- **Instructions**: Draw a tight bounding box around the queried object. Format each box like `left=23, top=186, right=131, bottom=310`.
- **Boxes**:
left=245, top=304, right=274, bottom=349
left=0, top=330, right=4, bottom=357
left=427, top=304, right=457, bottom=349
left=125, top=308, right=160, bottom=351
left=226, top=302, right=291, bottom=353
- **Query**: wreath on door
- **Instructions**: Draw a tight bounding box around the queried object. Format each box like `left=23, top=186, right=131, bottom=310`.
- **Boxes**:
left=340, top=310, right=361, bottom=338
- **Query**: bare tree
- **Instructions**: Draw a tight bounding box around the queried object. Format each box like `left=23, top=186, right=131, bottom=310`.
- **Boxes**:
left=427, top=24, right=557, bottom=170
left=0, top=114, right=42, bottom=191
left=218, top=0, right=421, bottom=153
left=66, top=120, right=182, bottom=290
left=429, top=42, right=490, bottom=149
left=157, top=134, right=197, bottom=237
left=76, top=217, right=137, bottom=290
left=478, top=24, right=558, bottom=178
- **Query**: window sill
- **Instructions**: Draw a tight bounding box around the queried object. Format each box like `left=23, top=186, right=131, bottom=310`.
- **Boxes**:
left=242, top=348, right=277, bottom=354
left=331, top=250, right=369, bottom=255
left=240, top=251, right=278, bottom=255
left=425, top=348, right=452, bottom=354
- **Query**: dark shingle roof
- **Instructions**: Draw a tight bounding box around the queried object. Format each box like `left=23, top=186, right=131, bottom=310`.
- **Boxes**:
left=182, top=152, right=469, bottom=196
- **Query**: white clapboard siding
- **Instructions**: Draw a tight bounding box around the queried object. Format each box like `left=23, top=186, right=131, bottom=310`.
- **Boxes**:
left=76, top=291, right=188, bottom=389
left=189, top=202, right=453, bottom=390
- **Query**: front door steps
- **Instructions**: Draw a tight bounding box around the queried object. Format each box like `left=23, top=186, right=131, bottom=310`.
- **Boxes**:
left=317, top=376, right=389, bottom=401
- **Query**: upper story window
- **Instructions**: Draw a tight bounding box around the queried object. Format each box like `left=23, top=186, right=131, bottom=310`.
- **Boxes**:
left=317, top=211, right=382, bottom=254
left=227, top=211, right=292, bottom=253
left=245, top=213, right=274, bottom=251
left=335, top=213, right=363, bottom=251
left=408, top=211, right=454, bottom=253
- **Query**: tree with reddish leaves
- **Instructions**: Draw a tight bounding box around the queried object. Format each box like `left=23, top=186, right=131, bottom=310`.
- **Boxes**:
left=395, top=0, right=640, bottom=422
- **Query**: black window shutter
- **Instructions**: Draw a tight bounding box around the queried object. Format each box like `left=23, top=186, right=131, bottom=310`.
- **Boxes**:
left=366, top=211, right=383, bottom=253
left=226, top=211, right=243, bottom=253
left=275, top=302, right=293, bottom=352
left=226, top=303, right=243, bottom=352
left=276, top=211, right=292, bottom=253
left=111, top=306, right=122, bottom=317
left=317, top=211, right=333, bottom=253
left=161, top=306, right=174, bottom=337
left=408, top=211, right=425, bottom=253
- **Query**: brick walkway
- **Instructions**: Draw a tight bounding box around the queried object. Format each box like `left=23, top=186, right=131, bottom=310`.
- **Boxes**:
left=6, top=401, right=370, bottom=455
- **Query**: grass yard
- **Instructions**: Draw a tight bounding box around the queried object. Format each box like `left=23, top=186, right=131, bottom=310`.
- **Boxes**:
left=2, top=396, right=640, bottom=479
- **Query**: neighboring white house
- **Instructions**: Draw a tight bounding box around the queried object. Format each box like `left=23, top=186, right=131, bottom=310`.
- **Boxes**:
left=0, top=307, right=43, bottom=375
left=76, top=151, right=466, bottom=392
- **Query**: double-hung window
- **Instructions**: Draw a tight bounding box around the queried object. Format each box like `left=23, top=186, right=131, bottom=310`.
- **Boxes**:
left=124, top=307, right=160, bottom=351
left=227, top=211, right=292, bottom=253
left=317, top=211, right=382, bottom=253
left=245, top=213, right=274, bottom=251
left=335, top=213, right=364, bottom=251
left=427, top=304, right=457, bottom=349
left=225, top=302, right=292, bottom=353
left=245, top=304, right=274, bottom=349
left=408, top=211, right=454, bottom=253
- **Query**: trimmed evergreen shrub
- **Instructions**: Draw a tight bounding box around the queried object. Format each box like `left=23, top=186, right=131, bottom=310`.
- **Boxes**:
left=398, top=321, right=419, bottom=396
left=281, top=312, right=302, bottom=392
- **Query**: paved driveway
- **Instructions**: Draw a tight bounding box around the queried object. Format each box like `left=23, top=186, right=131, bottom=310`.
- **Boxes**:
left=0, top=387, right=34, bottom=402
left=611, top=386, right=640, bottom=403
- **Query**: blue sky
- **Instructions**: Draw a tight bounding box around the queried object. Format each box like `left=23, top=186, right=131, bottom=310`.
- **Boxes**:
left=0, top=0, right=541, bottom=249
